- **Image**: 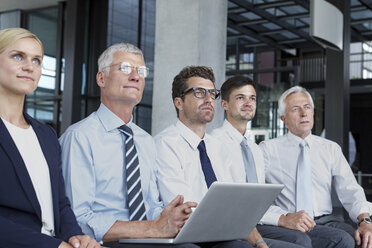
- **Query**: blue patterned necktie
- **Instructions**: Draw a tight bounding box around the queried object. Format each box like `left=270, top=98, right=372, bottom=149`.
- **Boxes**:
left=240, top=137, right=258, bottom=183
left=296, top=139, right=314, bottom=218
left=119, top=125, right=147, bottom=221
left=197, top=140, right=217, bottom=188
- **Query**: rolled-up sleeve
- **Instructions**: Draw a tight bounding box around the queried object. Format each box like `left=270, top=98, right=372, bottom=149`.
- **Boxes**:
left=60, top=130, right=116, bottom=241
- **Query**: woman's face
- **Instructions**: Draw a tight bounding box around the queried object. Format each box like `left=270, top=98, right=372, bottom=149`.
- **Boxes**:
left=0, top=37, right=43, bottom=96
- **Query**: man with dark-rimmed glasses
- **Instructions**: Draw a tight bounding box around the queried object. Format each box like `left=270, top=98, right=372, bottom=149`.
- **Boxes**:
left=59, top=43, right=198, bottom=248
left=155, top=66, right=262, bottom=248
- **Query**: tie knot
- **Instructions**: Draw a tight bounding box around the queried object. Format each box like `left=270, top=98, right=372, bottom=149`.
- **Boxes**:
left=198, top=140, right=206, bottom=152
left=240, top=138, right=248, bottom=148
left=118, top=124, right=133, bottom=137
left=300, top=140, right=308, bottom=148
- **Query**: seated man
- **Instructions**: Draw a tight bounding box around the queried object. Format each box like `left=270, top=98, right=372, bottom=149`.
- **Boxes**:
left=260, top=86, right=372, bottom=248
left=212, top=75, right=304, bottom=248
left=59, top=43, right=197, bottom=248
left=155, top=66, right=261, bottom=248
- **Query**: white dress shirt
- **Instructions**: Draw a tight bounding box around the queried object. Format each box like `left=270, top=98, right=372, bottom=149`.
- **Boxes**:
left=155, top=120, right=234, bottom=205
left=3, top=118, right=55, bottom=236
left=211, top=119, right=265, bottom=183
left=211, top=119, right=285, bottom=225
left=260, top=131, right=372, bottom=225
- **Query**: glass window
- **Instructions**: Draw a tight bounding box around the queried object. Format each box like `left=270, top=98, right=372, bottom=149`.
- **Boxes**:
left=0, top=10, right=21, bottom=29
left=107, top=0, right=139, bottom=45
left=25, top=7, right=60, bottom=130
left=107, top=0, right=156, bottom=134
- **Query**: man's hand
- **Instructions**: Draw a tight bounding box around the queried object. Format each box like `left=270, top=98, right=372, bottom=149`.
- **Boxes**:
left=245, top=227, right=268, bottom=248
left=58, top=241, right=73, bottom=248
left=101, top=195, right=196, bottom=241
left=68, top=235, right=101, bottom=248
left=153, top=195, right=197, bottom=238
left=256, top=241, right=269, bottom=248
left=278, top=210, right=315, bottom=233
left=355, top=222, right=372, bottom=248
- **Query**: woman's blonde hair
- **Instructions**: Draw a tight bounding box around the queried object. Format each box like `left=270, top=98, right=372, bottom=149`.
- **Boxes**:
left=0, top=28, right=43, bottom=54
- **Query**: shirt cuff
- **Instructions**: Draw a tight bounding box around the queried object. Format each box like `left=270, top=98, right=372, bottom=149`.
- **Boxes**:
left=87, top=214, right=118, bottom=242
left=147, top=206, right=163, bottom=221
left=355, top=204, right=372, bottom=222
left=346, top=201, right=372, bottom=223
left=259, top=208, right=288, bottom=226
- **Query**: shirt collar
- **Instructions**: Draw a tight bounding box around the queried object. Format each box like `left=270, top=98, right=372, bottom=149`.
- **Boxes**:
left=287, top=131, right=313, bottom=148
left=176, top=120, right=203, bottom=150
left=222, top=119, right=245, bottom=143
left=96, top=103, right=133, bottom=132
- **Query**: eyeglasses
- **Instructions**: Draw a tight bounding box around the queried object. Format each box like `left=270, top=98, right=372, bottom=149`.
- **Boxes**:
left=180, top=87, right=220, bottom=100
left=104, top=62, right=149, bottom=78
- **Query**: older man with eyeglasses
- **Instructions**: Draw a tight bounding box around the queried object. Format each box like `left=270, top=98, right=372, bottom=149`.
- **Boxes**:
left=59, top=43, right=198, bottom=248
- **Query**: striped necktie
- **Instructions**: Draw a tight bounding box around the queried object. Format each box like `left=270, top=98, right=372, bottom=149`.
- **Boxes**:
left=119, top=125, right=147, bottom=221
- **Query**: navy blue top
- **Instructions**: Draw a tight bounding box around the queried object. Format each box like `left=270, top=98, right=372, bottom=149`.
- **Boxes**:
left=0, top=114, right=82, bottom=248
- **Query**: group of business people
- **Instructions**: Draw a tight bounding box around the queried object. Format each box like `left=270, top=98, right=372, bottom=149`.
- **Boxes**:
left=1, top=27, right=372, bottom=248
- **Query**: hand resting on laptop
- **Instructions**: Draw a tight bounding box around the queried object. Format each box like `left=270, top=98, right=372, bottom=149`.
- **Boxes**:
left=102, top=195, right=197, bottom=242
left=152, top=195, right=198, bottom=237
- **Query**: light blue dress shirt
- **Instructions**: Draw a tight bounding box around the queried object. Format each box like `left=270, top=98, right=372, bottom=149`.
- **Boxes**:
left=59, top=103, right=163, bottom=241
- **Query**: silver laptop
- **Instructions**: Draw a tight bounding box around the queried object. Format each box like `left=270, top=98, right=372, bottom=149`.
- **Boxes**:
left=119, top=182, right=283, bottom=244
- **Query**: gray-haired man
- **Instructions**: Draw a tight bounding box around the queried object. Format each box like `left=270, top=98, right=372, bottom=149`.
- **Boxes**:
left=260, top=86, right=372, bottom=248
left=60, top=43, right=197, bottom=248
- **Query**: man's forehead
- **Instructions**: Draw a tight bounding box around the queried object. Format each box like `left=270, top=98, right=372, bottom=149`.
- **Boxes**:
left=231, top=85, right=256, bottom=95
left=112, top=51, right=145, bottom=64
left=286, top=92, right=311, bottom=104
left=187, top=77, right=214, bottom=87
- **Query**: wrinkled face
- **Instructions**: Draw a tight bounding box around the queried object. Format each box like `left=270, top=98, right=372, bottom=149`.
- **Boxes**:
left=176, top=77, right=216, bottom=125
left=222, top=85, right=256, bottom=123
left=97, top=51, right=145, bottom=106
left=281, top=92, right=314, bottom=139
left=0, top=38, right=43, bottom=96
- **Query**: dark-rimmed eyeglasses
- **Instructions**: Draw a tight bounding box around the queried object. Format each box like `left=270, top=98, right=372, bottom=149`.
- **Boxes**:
left=180, top=87, right=220, bottom=100
left=104, top=62, right=149, bottom=78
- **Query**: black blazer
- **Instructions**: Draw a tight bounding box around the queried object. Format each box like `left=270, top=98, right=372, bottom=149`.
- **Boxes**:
left=0, top=114, right=82, bottom=248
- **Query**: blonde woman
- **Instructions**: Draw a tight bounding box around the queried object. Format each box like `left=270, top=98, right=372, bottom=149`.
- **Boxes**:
left=0, top=28, right=99, bottom=248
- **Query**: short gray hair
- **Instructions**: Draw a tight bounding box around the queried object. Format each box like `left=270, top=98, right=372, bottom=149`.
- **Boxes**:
left=278, top=86, right=314, bottom=117
left=98, top=43, right=143, bottom=73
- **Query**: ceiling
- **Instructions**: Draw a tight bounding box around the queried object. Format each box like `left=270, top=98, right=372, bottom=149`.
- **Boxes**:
left=227, top=0, right=372, bottom=54
left=2, top=0, right=372, bottom=56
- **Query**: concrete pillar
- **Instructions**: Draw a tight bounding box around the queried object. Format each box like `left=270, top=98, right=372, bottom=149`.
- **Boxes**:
left=152, top=0, right=227, bottom=135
